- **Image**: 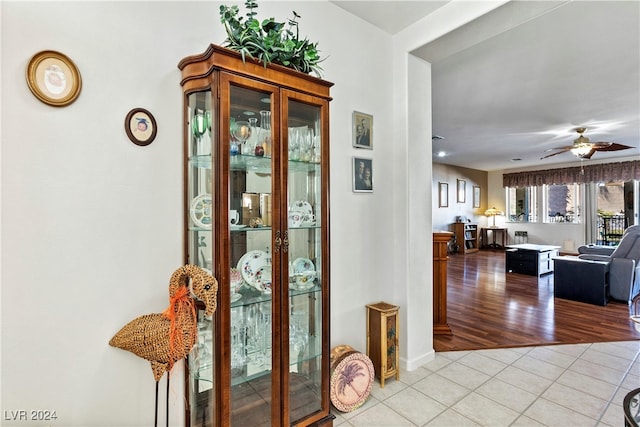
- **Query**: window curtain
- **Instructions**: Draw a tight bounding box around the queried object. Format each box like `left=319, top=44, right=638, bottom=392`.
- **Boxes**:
left=503, top=160, right=640, bottom=187
left=583, top=182, right=598, bottom=244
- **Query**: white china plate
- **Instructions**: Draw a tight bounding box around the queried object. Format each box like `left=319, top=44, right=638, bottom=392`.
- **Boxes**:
left=190, top=194, right=212, bottom=229
left=230, top=224, right=247, bottom=230
left=254, top=265, right=272, bottom=294
left=237, top=250, right=269, bottom=290
left=290, top=200, right=312, bottom=216
left=291, top=257, right=315, bottom=274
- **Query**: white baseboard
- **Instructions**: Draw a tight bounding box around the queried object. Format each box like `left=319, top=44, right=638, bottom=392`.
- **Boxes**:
left=401, top=348, right=436, bottom=372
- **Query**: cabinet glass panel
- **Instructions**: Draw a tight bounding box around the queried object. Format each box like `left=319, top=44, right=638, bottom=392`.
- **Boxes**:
left=287, top=99, right=323, bottom=422
left=187, top=90, right=216, bottom=426
left=228, top=84, right=275, bottom=426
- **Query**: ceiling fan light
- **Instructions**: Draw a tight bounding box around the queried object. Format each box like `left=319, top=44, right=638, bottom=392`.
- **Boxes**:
left=571, top=144, right=592, bottom=157
left=574, top=134, right=590, bottom=145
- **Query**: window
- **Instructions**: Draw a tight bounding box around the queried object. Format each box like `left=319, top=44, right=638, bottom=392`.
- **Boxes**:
left=505, top=179, right=638, bottom=229
left=596, top=182, right=626, bottom=245
left=544, top=184, right=581, bottom=223
left=506, top=187, right=537, bottom=222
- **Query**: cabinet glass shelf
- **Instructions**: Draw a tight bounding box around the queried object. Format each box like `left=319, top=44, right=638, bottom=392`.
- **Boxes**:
left=226, top=285, right=321, bottom=308
left=189, top=153, right=321, bottom=174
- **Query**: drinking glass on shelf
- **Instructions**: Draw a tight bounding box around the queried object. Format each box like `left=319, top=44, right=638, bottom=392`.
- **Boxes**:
left=290, top=310, right=308, bottom=364
left=231, top=307, right=249, bottom=375
left=257, top=301, right=272, bottom=367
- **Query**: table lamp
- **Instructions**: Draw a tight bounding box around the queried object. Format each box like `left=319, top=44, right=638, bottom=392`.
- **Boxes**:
left=484, top=207, right=504, bottom=228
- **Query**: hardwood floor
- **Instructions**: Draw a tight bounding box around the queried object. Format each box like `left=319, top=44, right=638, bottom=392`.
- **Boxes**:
left=433, top=249, right=640, bottom=352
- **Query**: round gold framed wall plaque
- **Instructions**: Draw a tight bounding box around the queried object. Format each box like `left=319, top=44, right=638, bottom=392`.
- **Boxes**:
left=26, top=50, right=82, bottom=107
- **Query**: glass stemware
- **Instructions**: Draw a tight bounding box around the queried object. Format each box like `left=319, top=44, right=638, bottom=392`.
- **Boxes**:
left=231, top=120, right=251, bottom=156
left=245, top=117, right=258, bottom=155
left=288, top=127, right=300, bottom=161
left=259, top=110, right=272, bottom=157
left=192, top=108, right=208, bottom=156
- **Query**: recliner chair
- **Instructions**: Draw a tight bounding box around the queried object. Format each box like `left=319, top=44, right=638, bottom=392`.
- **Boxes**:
left=555, top=225, right=640, bottom=304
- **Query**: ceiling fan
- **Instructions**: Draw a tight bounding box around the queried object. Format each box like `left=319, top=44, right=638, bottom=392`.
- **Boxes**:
left=540, top=127, right=634, bottom=160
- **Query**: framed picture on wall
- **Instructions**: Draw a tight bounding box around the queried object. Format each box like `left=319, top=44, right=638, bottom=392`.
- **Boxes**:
left=439, top=182, right=448, bottom=207
left=457, top=179, right=466, bottom=203
left=26, top=50, right=82, bottom=107
left=125, top=107, right=157, bottom=146
left=352, top=111, right=373, bottom=149
left=473, top=185, right=481, bottom=208
left=353, top=157, right=373, bottom=192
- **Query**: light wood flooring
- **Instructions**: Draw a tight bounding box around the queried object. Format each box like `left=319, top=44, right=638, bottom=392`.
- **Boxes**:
left=433, top=249, right=640, bottom=352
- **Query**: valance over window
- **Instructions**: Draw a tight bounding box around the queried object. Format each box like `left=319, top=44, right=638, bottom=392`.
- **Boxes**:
left=503, top=160, right=640, bottom=187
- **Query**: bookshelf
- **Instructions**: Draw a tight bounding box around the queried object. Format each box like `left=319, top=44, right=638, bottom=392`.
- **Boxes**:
left=451, top=222, right=479, bottom=254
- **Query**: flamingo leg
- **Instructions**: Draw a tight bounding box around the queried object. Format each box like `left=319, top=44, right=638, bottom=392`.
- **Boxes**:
left=166, top=372, right=170, bottom=427
left=154, top=380, right=159, bottom=427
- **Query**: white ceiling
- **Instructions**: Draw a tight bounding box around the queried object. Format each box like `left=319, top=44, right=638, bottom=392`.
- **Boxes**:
left=331, top=1, right=640, bottom=172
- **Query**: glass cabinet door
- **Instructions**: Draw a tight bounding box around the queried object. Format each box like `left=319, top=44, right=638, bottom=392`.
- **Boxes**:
left=223, top=76, right=278, bottom=426
left=186, top=89, right=216, bottom=426
left=284, top=95, right=327, bottom=424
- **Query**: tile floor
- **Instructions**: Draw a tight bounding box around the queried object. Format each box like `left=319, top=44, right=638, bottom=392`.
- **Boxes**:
left=332, top=341, right=640, bottom=426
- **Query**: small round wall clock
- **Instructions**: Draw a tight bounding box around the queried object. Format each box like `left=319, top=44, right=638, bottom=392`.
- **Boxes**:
left=125, top=108, right=157, bottom=146
left=26, top=50, right=82, bottom=107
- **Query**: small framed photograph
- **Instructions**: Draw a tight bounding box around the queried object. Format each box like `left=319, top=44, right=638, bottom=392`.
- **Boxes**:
left=125, top=108, right=157, bottom=146
left=473, top=185, right=481, bottom=208
left=352, top=111, right=373, bottom=149
left=26, top=50, right=82, bottom=107
left=457, top=179, right=466, bottom=203
left=353, top=157, right=373, bottom=192
left=438, top=182, right=448, bottom=207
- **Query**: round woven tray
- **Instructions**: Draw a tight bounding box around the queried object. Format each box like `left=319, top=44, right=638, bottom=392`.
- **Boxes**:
left=329, top=345, right=375, bottom=412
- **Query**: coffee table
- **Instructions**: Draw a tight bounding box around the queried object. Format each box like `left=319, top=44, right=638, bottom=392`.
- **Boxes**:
left=505, top=244, right=561, bottom=276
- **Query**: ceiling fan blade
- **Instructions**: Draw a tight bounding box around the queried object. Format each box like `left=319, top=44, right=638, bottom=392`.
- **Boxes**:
left=594, top=142, right=635, bottom=152
left=541, top=127, right=635, bottom=161
left=580, top=148, right=598, bottom=159
left=540, top=148, right=571, bottom=159
left=543, top=146, right=574, bottom=153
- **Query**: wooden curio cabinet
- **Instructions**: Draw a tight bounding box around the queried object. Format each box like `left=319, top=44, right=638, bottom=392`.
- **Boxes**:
left=178, top=45, right=333, bottom=426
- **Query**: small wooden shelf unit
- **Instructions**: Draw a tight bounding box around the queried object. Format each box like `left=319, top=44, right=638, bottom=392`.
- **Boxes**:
left=451, top=222, right=479, bottom=254
left=366, top=302, right=400, bottom=388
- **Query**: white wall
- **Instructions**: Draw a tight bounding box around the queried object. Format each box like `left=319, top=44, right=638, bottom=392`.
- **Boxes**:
left=1, top=1, right=506, bottom=425
left=432, top=163, right=488, bottom=232
left=392, top=0, right=509, bottom=370
left=0, top=1, right=396, bottom=425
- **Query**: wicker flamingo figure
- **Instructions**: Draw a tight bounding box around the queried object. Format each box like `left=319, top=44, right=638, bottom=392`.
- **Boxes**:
left=109, top=265, right=218, bottom=427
